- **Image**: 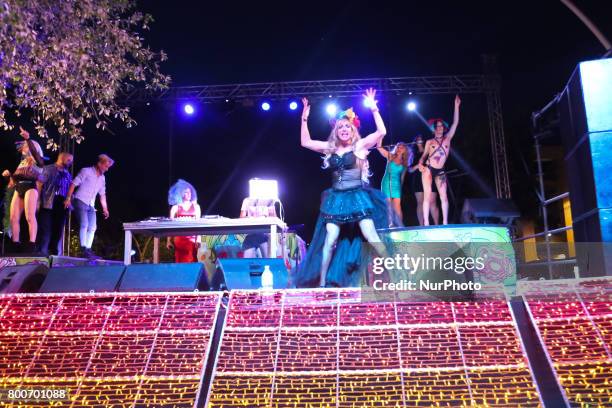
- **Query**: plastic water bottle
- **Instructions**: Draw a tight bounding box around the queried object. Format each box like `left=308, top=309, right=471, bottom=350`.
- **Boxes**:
left=261, top=265, right=274, bottom=291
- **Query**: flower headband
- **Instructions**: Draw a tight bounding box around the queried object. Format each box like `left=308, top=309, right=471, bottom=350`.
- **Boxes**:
left=330, top=107, right=361, bottom=128
left=427, top=118, right=449, bottom=133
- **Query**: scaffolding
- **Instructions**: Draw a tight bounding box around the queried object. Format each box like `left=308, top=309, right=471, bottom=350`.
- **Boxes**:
left=515, top=94, right=576, bottom=279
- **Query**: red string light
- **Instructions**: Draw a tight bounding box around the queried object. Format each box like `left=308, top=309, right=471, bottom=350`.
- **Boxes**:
left=0, top=292, right=221, bottom=406
left=521, top=278, right=612, bottom=406
left=208, top=288, right=542, bottom=406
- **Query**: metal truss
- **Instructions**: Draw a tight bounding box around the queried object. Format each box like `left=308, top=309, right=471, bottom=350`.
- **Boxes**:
left=483, top=55, right=512, bottom=199
left=122, top=69, right=511, bottom=198
left=122, top=75, right=488, bottom=104
left=485, top=81, right=512, bottom=199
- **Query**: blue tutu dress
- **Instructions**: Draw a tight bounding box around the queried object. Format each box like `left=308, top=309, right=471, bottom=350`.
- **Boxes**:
left=296, top=151, right=391, bottom=288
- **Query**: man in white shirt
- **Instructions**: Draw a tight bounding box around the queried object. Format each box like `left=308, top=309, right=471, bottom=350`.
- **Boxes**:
left=64, top=154, right=114, bottom=258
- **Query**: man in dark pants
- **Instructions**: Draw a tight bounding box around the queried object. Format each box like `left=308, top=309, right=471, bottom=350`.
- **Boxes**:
left=37, top=152, right=73, bottom=255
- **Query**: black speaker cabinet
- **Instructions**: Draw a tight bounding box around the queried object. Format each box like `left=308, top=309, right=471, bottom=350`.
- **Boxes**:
left=213, top=258, right=289, bottom=290
left=119, top=263, right=208, bottom=292
left=39, top=265, right=125, bottom=293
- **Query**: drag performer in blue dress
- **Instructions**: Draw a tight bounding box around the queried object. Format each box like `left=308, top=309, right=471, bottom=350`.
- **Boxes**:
left=296, top=88, right=392, bottom=288
left=377, top=141, right=409, bottom=225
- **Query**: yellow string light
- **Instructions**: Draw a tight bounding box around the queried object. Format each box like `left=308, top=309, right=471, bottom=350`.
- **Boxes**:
left=208, top=289, right=543, bottom=406
left=524, top=280, right=611, bottom=406
left=0, top=292, right=220, bottom=406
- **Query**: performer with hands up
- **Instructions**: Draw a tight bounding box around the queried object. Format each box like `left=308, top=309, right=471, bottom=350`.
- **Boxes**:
left=5, top=126, right=45, bottom=253
left=418, top=95, right=461, bottom=225
left=297, top=88, right=393, bottom=288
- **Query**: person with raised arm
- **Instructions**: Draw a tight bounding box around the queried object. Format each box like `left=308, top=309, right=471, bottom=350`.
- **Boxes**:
left=418, top=95, right=461, bottom=225
left=3, top=127, right=45, bottom=253
left=297, top=88, right=391, bottom=288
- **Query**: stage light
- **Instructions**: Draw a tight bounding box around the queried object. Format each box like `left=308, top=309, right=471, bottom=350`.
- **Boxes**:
left=407, top=102, right=417, bottom=111
left=289, top=101, right=298, bottom=110
left=183, top=103, right=195, bottom=115
left=326, top=103, right=338, bottom=116
left=261, top=102, right=271, bottom=111
left=249, top=178, right=278, bottom=200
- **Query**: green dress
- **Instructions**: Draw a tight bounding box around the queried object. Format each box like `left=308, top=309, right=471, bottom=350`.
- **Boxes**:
left=380, top=161, right=405, bottom=199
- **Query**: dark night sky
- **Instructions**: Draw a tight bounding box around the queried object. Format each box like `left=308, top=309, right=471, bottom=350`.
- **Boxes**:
left=2, top=1, right=611, bottom=254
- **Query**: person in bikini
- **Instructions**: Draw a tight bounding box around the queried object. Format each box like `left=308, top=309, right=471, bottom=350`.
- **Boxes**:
left=407, top=134, right=439, bottom=226
left=418, top=95, right=461, bottom=225
left=3, top=127, right=46, bottom=253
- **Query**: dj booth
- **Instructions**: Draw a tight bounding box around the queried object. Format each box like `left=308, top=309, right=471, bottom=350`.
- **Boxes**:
left=123, top=217, right=307, bottom=284
left=122, top=216, right=289, bottom=265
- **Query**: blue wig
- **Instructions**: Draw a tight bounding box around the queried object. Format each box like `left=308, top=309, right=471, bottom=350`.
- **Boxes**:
left=168, top=179, right=197, bottom=206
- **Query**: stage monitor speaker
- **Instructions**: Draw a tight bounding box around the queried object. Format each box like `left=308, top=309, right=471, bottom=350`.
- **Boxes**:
left=39, top=265, right=125, bottom=293
left=461, top=198, right=520, bottom=225
left=0, top=264, right=48, bottom=293
left=213, top=258, right=289, bottom=290
left=119, top=263, right=208, bottom=292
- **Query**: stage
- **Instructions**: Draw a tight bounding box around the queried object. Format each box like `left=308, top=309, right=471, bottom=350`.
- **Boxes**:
left=0, top=225, right=612, bottom=408
left=0, top=224, right=610, bottom=406
left=0, top=279, right=610, bottom=406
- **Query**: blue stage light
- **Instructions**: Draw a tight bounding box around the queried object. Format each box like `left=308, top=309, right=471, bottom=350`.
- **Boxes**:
left=261, top=102, right=271, bottom=111
left=407, top=102, right=417, bottom=111
left=183, top=103, right=195, bottom=115
left=289, top=101, right=298, bottom=110
left=326, top=103, right=338, bottom=116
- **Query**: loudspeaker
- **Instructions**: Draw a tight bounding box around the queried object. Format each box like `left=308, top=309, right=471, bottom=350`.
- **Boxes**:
left=213, top=258, right=289, bottom=290
left=558, top=58, right=612, bottom=243
left=39, top=265, right=125, bottom=293
left=0, top=264, right=48, bottom=293
left=461, top=198, right=519, bottom=225
left=118, top=263, right=208, bottom=292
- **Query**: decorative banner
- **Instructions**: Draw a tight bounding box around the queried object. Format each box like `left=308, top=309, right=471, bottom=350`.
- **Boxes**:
left=0, top=257, right=49, bottom=269
left=382, top=225, right=516, bottom=287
